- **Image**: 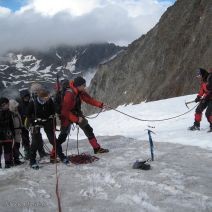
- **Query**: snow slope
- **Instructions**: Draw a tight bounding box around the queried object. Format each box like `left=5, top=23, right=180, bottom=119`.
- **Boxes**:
left=0, top=94, right=211, bottom=212
left=75, top=94, right=212, bottom=150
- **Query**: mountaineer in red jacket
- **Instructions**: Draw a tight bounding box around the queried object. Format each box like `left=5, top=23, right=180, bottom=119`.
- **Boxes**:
left=58, top=76, right=109, bottom=154
left=189, top=68, right=209, bottom=131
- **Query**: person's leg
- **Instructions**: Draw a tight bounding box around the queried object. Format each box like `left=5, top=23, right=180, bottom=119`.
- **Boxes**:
left=43, top=121, right=67, bottom=161
left=37, top=138, right=49, bottom=158
left=79, top=118, right=109, bottom=153
left=21, top=127, right=30, bottom=159
left=50, top=124, right=71, bottom=161
left=13, top=142, right=21, bottom=164
left=57, top=125, right=71, bottom=144
left=4, top=141, right=13, bottom=168
left=189, top=101, right=208, bottom=130
left=30, top=127, right=42, bottom=166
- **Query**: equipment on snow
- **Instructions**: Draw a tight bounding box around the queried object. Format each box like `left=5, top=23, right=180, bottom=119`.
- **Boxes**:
left=133, top=160, right=151, bottom=170
left=68, top=153, right=99, bottom=165
left=185, top=100, right=195, bottom=109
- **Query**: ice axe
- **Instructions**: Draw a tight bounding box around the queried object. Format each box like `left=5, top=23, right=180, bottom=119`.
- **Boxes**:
left=185, top=100, right=195, bottom=109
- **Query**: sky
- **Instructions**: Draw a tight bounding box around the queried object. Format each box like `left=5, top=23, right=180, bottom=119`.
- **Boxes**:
left=0, top=0, right=176, bottom=55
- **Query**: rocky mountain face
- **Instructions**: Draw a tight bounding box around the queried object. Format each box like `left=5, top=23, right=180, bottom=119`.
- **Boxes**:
left=89, top=0, right=212, bottom=109
left=0, top=43, right=122, bottom=91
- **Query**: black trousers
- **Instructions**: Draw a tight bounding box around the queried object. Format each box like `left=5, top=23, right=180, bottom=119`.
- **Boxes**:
left=13, top=142, right=20, bottom=161
left=30, top=120, right=64, bottom=164
left=22, top=127, right=30, bottom=149
left=58, top=118, right=95, bottom=144
left=23, top=126, right=47, bottom=156
left=195, top=100, right=208, bottom=114
left=0, top=141, right=13, bottom=165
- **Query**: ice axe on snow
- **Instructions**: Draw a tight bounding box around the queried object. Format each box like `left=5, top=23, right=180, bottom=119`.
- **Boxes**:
left=185, top=100, right=195, bottom=109
left=132, top=129, right=155, bottom=171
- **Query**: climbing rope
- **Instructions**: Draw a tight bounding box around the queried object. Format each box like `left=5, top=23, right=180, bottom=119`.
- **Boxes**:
left=52, top=118, right=62, bottom=212
left=107, top=103, right=198, bottom=122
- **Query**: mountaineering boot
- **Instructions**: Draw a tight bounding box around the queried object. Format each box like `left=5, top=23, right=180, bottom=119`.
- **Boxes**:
left=31, top=163, right=39, bottom=170
left=188, top=122, right=200, bottom=131
left=5, top=164, right=11, bottom=169
left=94, top=147, right=109, bottom=154
left=62, top=157, right=69, bottom=165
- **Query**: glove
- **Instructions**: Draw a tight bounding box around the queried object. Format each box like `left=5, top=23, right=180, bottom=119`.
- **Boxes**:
left=101, top=103, right=109, bottom=112
left=195, top=96, right=201, bottom=103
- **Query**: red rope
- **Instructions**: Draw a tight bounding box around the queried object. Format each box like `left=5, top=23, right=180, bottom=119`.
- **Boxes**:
left=69, top=153, right=99, bottom=165
left=52, top=118, right=62, bottom=212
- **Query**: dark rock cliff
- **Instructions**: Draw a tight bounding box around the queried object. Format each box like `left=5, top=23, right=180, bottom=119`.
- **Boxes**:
left=89, top=0, right=212, bottom=109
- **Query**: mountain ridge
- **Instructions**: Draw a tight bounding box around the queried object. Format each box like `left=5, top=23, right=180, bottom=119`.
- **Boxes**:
left=88, top=0, right=212, bottom=109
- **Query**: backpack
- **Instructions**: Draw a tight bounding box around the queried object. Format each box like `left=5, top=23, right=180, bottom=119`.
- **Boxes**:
left=53, top=79, right=71, bottom=115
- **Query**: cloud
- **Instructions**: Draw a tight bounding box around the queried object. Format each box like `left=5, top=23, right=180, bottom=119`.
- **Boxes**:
left=0, top=6, right=11, bottom=16
left=0, top=0, right=174, bottom=55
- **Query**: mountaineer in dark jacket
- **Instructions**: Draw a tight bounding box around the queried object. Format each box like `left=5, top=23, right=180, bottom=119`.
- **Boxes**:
left=58, top=76, right=109, bottom=155
left=0, top=97, right=14, bottom=168
left=19, top=88, right=48, bottom=160
left=18, top=89, right=31, bottom=159
left=27, top=88, right=68, bottom=169
left=189, top=68, right=209, bottom=130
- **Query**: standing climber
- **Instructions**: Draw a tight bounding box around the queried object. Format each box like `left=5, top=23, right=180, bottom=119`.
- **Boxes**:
left=189, top=68, right=209, bottom=130
left=59, top=76, right=109, bottom=154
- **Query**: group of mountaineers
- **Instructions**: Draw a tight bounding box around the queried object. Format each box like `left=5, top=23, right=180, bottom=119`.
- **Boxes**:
left=0, top=67, right=211, bottom=170
left=0, top=76, right=109, bottom=169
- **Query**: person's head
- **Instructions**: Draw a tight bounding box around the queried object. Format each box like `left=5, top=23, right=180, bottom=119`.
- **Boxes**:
left=196, top=68, right=209, bottom=82
left=73, top=76, right=86, bottom=92
left=9, top=99, right=19, bottom=112
left=37, top=89, right=50, bottom=104
left=20, top=89, right=30, bottom=102
left=30, top=83, right=43, bottom=97
left=0, top=97, right=9, bottom=110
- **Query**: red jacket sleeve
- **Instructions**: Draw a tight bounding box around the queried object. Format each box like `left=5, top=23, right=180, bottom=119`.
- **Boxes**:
left=197, top=82, right=207, bottom=97
left=80, top=92, right=103, bottom=108
left=61, top=91, right=79, bottom=123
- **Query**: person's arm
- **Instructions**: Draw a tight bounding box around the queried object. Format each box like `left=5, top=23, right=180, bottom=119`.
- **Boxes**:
left=80, top=91, right=103, bottom=108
